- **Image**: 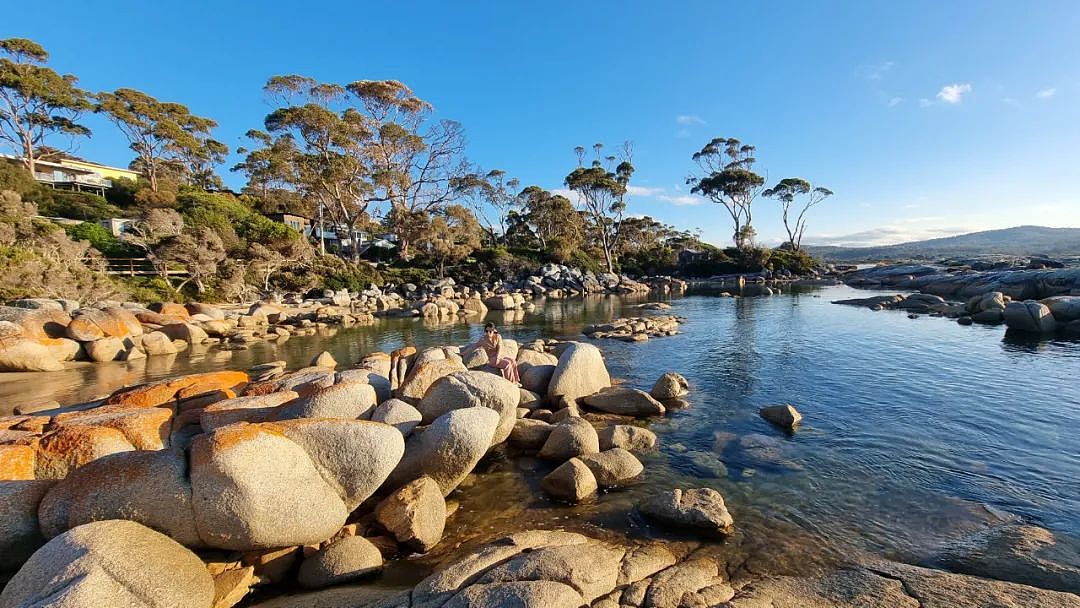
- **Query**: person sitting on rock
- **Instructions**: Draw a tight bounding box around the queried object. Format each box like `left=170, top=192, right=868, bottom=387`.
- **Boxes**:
left=473, top=322, right=520, bottom=385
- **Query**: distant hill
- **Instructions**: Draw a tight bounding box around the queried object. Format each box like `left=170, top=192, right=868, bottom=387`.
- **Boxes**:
left=804, top=226, right=1080, bottom=262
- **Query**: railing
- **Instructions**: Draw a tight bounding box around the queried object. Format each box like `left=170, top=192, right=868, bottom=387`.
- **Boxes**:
left=33, top=172, right=113, bottom=188
left=92, top=258, right=189, bottom=277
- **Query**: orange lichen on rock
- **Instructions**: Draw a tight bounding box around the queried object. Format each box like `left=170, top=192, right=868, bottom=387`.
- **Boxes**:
left=34, top=426, right=136, bottom=479
left=0, top=444, right=36, bottom=480
left=102, top=371, right=250, bottom=409
left=51, top=408, right=173, bottom=450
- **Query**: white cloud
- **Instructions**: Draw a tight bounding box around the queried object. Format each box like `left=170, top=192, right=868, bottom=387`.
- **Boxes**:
left=1036, top=87, right=1056, bottom=98
left=657, top=194, right=705, bottom=206
left=627, top=185, right=664, bottom=197
left=803, top=224, right=975, bottom=247
left=936, top=83, right=972, bottom=104
left=887, top=97, right=903, bottom=107
left=675, top=115, right=705, bottom=125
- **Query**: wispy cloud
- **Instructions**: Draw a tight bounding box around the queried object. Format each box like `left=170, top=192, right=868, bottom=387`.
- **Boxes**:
left=804, top=224, right=975, bottom=247
left=1036, top=87, right=1056, bottom=99
left=887, top=97, right=904, bottom=107
left=627, top=185, right=665, bottom=197
left=936, top=83, right=972, bottom=104
left=675, top=115, right=706, bottom=125
left=919, top=98, right=933, bottom=108
left=657, top=194, right=705, bottom=206
left=1002, top=97, right=1020, bottom=106
left=860, top=61, right=895, bottom=80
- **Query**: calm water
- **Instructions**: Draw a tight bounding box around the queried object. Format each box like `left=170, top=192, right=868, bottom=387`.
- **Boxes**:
left=5, top=286, right=1079, bottom=576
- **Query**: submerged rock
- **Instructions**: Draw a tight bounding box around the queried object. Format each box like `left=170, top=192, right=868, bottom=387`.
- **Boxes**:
left=639, top=488, right=735, bottom=534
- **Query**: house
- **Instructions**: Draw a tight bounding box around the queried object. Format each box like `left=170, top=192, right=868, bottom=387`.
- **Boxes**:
left=264, top=212, right=312, bottom=235
left=99, top=217, right=134, bottom=237
left=678, top=248, right=713, bottom=266
left=2, top=154, right=140, bottom=196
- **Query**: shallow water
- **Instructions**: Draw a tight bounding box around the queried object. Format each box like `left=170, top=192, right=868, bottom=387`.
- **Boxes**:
left=5, top=286, right=1079, bottom=577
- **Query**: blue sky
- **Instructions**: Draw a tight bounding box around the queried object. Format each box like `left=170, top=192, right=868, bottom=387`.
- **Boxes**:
left=8, top=1, right=1079, bottom=247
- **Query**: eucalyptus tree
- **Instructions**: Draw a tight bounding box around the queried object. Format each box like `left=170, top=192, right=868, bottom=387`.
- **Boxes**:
left=763, top=178, right=833, bottom=251
left=96, top=88, right=225, bottom=191
left=346, top=79, right=467, bottom=258
left=565, top=142, right=634, bottom=273
left=516, top=185, right=584, bottom=261
left=450, top=168, right=520, bottom=245
left=0, top=38, right=92, bottom=173
left=244, top=75, right=374, bottom=260
left=687, top=137, right=765, bottom=250
left=418, top=204, right=482, bottom=277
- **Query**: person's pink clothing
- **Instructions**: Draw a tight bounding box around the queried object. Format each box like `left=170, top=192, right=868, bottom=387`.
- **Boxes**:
left=490, top=354, right=520, bottom=383
left=478, top=332, right=520, bottom=384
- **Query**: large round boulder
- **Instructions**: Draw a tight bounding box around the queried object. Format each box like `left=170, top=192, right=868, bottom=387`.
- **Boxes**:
left=386, top=406, right=500, bottom=496
left=273, top=381, right=378, bottom=422
left=577, top=448, right=643, bottom=487
left=37, top=448, right=201, bottom=547
left=190, top=419, right=403, bottom=550
left=538, top=417, right=600, bottom=461
left=547, top=343, right=611, bottom=405
left=541, top=458, right=597, bottom=502
left=0, top=520, right=213, bottom=608
left=370, top=398, right=423, bottom=435
left=1003, top=301, right=1057, bottom=333
left=417, top=370, right=520, bottom=445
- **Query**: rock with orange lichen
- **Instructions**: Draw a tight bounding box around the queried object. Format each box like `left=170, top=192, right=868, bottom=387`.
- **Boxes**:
left=38, top=447, right=202, bottom=547
left=51, top=407, right=173, bottom=450
left=0, top=321, right=65, bottom=372
left=0, top=305, right=70, bottom=342
left=102, top=370, right=249, bottom=409
left=0, top=444, right=36, bottom=480
left=389, top=345, right=417, bottom=389
left=149, top=302, right=191, bottom=319
left=242, top=368, right=333, bottom=397
left=33, top=426, right=136, bottom=479
left=66, top=307, right=144, bottom=342
left=200, top=392, right=299, bottom=432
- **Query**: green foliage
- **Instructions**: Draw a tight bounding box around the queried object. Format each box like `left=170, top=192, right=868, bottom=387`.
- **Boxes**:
left=63, top=221, right=135, bottom=257
left=37, top=190, right=122, bottom=221
left=379, top=265, right=434, bottom=287
left=117, top=276, right=177, bottom=303
left=569, top=249, right=604, bottom=275
left=105, top=176, right=141, bottom=208
left=320, top=261, right=383, bottom=293
left=0, top=162, right=40, bottom=196
left=176, top=189, right=297, bottom=249
left=767, top=247, right=820, bottom=274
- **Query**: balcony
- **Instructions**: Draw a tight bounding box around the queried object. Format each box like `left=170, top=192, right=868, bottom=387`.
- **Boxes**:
left=33, top=171, right=113, bottom=190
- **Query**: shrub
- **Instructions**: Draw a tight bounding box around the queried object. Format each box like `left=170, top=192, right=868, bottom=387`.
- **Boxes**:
left=64, top=222, right=136, bottom=257
left=37, top=191, right=123, bottom=222
left=768, top=248, right=820, bottom=274
left=569, top=249, right=604, bottom=275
